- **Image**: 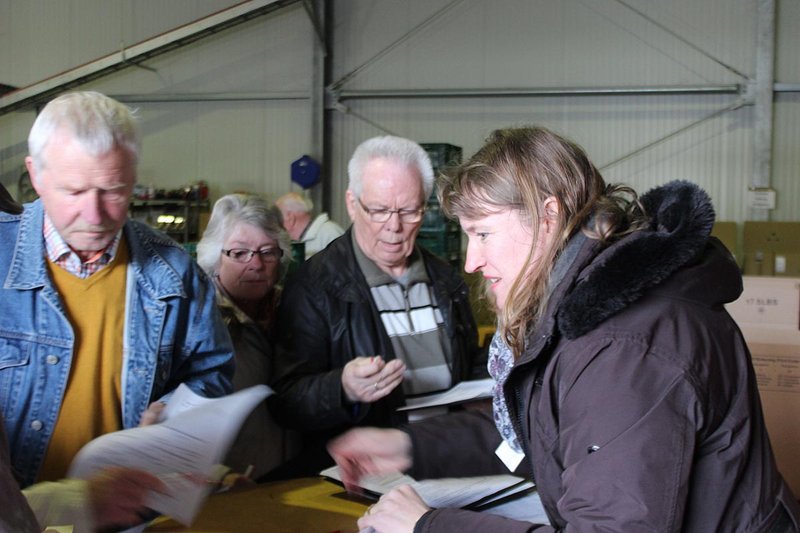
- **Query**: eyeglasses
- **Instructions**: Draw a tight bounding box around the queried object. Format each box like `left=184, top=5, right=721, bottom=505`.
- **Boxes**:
left=222, top=247, right=283, bottom=264
left=357, top=198, right=424, bottom=224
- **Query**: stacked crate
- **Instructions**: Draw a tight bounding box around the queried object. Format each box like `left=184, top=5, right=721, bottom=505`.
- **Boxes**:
left=418, top=143, right=463, bottom=269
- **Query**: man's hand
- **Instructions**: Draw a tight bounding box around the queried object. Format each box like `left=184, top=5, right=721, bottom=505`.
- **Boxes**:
left=138, top=401, right=166, bottom=426
left=341, top=356, right=405, bottom=403
left=87, top=467, right=166, bottom=529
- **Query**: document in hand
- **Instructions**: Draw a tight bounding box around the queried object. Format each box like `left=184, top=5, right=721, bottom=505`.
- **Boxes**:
left=67, top=384, right=271, bottom=526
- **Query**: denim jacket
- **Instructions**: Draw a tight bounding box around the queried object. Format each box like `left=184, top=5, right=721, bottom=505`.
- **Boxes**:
left=0, top=200, right=234, bottom=487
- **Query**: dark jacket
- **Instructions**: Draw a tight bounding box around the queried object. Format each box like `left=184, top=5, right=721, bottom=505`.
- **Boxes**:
left=270, top=229, right=482, bottom=473
left=408, top=181, right=800, bottom=532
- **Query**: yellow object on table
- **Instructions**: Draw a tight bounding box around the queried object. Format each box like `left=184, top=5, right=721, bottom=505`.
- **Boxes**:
left=147, top=477, right=368, bottom=533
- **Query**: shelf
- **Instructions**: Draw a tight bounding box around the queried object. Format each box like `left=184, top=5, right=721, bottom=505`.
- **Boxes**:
left=129, top=199, right=209, bottom=244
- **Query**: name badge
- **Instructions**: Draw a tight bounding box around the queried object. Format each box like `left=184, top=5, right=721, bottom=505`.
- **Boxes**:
left=496, top=439, right=525, bottom=471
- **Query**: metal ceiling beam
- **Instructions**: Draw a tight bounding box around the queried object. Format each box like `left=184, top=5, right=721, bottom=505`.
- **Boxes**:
left=110, top=92, right=309, bottom=103
left=750, top=0, right=775, bottom=221
left=334, top=85, right=743, bottom=102
left=0, top=0, right=300, bottom=117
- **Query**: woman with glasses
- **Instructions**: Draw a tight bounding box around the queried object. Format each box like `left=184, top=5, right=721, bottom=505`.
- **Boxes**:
left=197, top=193, right=296, bottom=481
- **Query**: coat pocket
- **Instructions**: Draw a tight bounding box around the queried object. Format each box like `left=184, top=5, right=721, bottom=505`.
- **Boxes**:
left=0, top=337, right=31, bottom=370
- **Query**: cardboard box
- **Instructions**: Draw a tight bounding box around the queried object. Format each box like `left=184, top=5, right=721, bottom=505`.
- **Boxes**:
left=773, top=252, right=800, bottom=278
left=727, top=276, right=800, bottom=497
left=743, top=251, right=775, bottom=276
left=726, top=276, right=800, bottom=331
left=748, top=341, right=800, bottom=498
left=711, top=221, right=738, bottom=259
left=743, top=222, right=800, bottom=276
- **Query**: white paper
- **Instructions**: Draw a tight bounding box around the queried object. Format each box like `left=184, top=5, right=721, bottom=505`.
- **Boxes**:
left=398, top=379, right=494, bottom=412
left=67, top=384, right=271, bottom=526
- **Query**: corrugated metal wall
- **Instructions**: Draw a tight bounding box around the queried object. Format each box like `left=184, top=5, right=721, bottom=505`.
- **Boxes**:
left=0, top=1, right=314, bottom=203
left=0, top=0, right=797, bottom=231
left=328, top=0, right=798, bottom=229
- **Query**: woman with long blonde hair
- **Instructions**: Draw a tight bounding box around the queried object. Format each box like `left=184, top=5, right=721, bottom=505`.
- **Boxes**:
left=328, top=126, right=799, bottom=533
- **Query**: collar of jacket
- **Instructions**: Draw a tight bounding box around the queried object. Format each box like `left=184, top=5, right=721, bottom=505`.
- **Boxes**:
left=556, top=180, right=716, bottom=340
left=5, top=200, right=186, bottom=301
left=514, top=180, right=717, bottom=367
left=304, top=227, right=464, bottom=302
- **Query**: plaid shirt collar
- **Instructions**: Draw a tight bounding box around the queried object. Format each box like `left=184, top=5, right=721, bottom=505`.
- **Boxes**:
left=43, top=214, right=122, bottom=279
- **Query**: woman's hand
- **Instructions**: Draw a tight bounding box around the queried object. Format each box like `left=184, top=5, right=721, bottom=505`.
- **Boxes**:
left=327, top=428, right=412, bottom=493
left=87, top=467, right=166, bottom=529
left=357, top=485, right=430, bottom=533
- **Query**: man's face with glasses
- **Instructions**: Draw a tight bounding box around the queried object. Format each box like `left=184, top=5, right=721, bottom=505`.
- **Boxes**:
left=346, top=157, right=426, bottom=277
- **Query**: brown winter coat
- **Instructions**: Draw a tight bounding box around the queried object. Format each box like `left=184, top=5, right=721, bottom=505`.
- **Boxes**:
left=408, top=181, right=800, bottom=532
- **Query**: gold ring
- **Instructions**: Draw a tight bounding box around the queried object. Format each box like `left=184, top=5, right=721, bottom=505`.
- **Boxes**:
left=366, top=504, right=376, bottom=515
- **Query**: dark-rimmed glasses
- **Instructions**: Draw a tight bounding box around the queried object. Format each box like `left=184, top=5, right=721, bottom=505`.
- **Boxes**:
left=357, top=198, right=424, bottom=224
left=222, top=248, right=283, bottom=264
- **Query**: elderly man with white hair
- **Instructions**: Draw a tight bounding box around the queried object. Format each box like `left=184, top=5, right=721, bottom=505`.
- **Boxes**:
left=276, top=191, right=344, bottom=259
left=270, top=135, right=484, bottom=477
left=0, top=91, right=233, bottom=531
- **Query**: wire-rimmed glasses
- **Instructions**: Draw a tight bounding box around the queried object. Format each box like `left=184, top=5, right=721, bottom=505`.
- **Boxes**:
left=357, top=198, right=424, bottom=224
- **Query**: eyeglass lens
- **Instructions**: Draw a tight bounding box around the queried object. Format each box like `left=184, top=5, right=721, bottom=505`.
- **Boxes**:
left=359, top=198, right=423, bottom=223
left=224, top=248, right=282, bottom=263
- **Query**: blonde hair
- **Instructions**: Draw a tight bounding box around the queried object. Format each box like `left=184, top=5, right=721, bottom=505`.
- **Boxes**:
left=439, top=126, right=647, bottom=356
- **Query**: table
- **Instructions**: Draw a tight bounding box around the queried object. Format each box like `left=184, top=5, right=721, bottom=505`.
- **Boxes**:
left=146, top=477, right=369, bottom=533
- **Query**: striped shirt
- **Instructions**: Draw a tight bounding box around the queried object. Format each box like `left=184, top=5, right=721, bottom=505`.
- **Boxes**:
left=43, top=214, right=122, bottom=279
left=353, top=234, right=452, bottom=397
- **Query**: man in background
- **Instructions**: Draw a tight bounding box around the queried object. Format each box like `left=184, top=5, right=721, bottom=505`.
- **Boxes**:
left=271, top=135, right=482, bottom=476
left=276, top=191, right=344, bottom=259
left=0, top=91, right=233, bottom=530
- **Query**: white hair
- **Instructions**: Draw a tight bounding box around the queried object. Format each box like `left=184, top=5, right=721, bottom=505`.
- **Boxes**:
left=28, top=91, right=140, bottom=173
left=197, top=194, right=292, bottom=277
left=347, top=135, right=434, bottom=200
left=276, top=192, right=313, bottom=214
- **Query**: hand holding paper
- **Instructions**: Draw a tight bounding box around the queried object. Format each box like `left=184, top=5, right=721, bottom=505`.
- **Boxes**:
left=327, top=427, right=412, bottom=492
left=67, top=384, right=271, bottom=526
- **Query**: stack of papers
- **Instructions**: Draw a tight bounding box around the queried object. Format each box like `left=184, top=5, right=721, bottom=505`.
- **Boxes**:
left=320, top=465, right=535, bottom=513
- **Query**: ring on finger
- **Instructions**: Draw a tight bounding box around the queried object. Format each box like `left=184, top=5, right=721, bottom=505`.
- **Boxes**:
left=366, top=503, right=376, bottom=515
left=374, top=381, right=380, bottom=390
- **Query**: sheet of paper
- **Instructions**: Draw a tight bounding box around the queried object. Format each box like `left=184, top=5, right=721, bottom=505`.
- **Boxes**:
left=68, top=384, right=271, bottom=525
left=321, top=465, right=533, bottom=511
left=398, top=378, right=494, bottom=412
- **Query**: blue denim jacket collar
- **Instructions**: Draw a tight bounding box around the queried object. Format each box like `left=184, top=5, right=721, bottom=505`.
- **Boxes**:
left=6, top=200, right=185, bottom=301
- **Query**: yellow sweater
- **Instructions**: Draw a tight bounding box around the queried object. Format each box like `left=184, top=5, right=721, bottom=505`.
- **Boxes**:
left=38, top=241, right=128, bottom=482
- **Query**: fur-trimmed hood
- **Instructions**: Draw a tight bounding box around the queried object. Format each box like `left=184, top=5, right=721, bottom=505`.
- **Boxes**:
left=556, top=180, right=741, bottom=340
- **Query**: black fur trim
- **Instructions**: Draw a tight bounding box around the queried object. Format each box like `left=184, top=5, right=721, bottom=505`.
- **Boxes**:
left=556, top=181, right=715, bottom=339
